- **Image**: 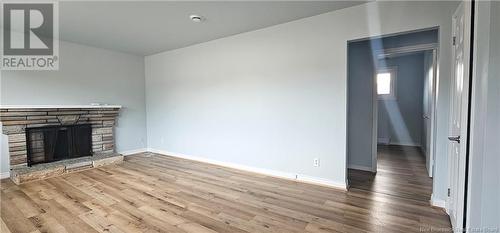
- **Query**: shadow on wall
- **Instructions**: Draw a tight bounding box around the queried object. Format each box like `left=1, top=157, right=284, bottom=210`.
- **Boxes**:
left=379, top=100, right=413, bottom=145
left=377, top=53, right=426, bottom=146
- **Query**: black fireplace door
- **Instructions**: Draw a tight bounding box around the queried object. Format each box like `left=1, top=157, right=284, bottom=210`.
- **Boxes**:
left=26, top=124, right=92, bottom=166
left=70, top=124, right=92, bottom=158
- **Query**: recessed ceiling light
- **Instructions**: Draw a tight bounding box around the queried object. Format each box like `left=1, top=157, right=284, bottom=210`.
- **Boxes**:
left=190, top=15, right=204, bottom=23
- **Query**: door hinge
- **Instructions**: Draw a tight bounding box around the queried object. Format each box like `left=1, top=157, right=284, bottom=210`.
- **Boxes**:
left=448, top=188, right=451, bottom=197
left=452, top=36, right=456, bottom=46
left=448, top=135, right=461, bottom=143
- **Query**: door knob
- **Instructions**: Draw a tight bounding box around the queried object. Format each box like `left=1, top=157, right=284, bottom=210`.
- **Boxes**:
left=448, top=135, right=461, bottom=143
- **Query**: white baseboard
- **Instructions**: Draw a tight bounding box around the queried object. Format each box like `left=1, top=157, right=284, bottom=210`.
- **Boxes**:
left=388, top=142, right=422, bottom=147
left=431, top=194, right=446, bottom=208
left=148, top=148, right=346, bottom=191
left=119, top=148, right=148, bottom=156
left=377, top=137, right=390, bottom=144
left=348, top=164, right=375, bottom=172
left=0, top=171, right=10, bottom=179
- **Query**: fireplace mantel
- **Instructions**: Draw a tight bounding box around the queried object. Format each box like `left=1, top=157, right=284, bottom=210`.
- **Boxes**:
left=0, top=105, right=122, bottom=109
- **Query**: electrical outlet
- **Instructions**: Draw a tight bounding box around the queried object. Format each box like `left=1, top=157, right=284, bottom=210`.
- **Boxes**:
left=313, top=158, right=320, bottom=167
left=160, top=137, right=165, bottom=145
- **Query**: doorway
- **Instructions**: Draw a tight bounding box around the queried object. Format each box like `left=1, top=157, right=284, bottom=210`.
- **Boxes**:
left=346, top=28, right=439, bottom=201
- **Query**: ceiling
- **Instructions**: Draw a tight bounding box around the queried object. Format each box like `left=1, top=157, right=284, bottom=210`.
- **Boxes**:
left=59, top=1, right=368, bottom=56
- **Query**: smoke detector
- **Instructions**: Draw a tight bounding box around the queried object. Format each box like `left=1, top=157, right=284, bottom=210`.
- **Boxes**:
left=190, top=15, right=204, bottom=23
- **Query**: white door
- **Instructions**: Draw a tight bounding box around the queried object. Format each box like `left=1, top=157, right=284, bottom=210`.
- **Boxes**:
left=447, top=2, right=471, bottom=231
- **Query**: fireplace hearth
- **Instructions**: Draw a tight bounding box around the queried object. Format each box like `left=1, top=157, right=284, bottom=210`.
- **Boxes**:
left=26, top=124, right=92, bottom=166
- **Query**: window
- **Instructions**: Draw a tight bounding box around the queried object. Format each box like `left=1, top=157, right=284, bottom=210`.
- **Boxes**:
left=377, top=68, right=396, bottom=99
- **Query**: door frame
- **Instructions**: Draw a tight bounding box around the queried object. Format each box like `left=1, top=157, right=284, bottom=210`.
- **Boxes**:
left=346, top=27, right=441, bottom=187
left=373, top=44, right=439, bottom=177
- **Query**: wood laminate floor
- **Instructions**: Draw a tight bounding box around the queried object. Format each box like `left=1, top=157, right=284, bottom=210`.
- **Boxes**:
left=1, top=149, right=450, bottom=233
left=349, top=145, right=434, bottom=202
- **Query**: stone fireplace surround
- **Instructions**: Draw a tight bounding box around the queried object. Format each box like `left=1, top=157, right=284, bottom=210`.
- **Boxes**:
left=0, top=105, right=124, bottom=184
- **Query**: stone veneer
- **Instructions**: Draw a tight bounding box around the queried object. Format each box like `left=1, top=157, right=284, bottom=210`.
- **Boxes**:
left=0, top=106, right=121, bottom=167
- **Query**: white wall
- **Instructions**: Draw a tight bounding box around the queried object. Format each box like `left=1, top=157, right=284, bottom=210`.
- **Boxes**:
left=0, top=130, right=9, bottom=178
left=483, top=1, right=500, bottom=226
left=347, top=40, right=375, bottom=170
left=480, top=6, right=500, bottom=224
left=0, top=41, right=147, bottom=175
left=468, top=1, right=500, bottom=229
left=378, top=53, right=425, bottom=146
left=146, top=1, right=458, bottom=191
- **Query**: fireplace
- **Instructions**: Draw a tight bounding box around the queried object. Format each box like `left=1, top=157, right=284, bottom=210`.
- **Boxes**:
left=26, top=124, right=92, bottom=166
left=1, top=106, right=123, bottom=184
